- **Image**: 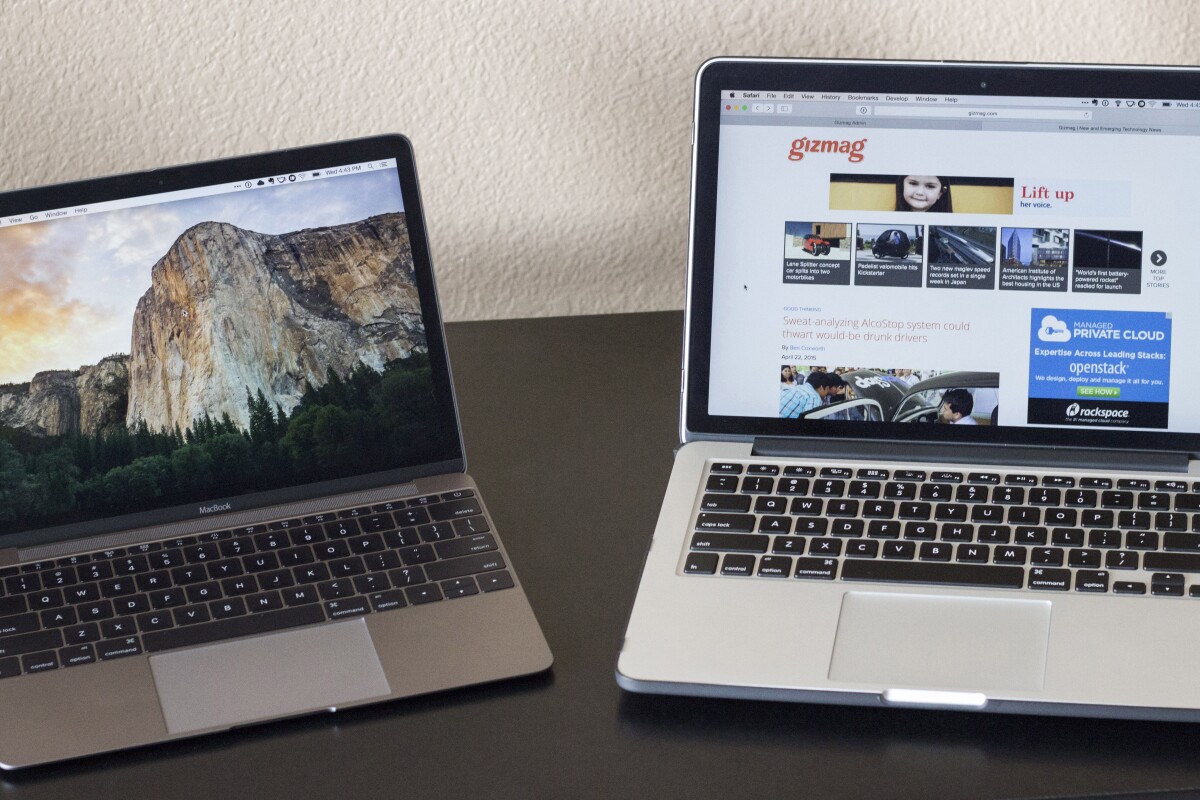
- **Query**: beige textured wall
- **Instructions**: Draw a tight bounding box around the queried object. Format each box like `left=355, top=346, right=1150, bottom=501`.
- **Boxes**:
left=2, top=0, right=1196, bottom=320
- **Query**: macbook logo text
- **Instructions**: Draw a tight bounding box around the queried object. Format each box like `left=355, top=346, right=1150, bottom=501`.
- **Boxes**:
left=198, top=502, right=233, bottom=514
left=788, top=136, right=868, bottom=163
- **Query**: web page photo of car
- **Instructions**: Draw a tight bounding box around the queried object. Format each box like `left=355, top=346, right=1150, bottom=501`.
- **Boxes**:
left=779, top=366, right=1000, bottom=425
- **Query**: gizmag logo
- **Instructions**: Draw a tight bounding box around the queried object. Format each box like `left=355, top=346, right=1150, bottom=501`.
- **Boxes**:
left=788, top=136, right=868, bottom=163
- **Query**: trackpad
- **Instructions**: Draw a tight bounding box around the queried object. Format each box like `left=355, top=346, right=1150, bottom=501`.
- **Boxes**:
left=150, top=618, right=392, bottom=734
left=828, top=592, right=1051, bottom=692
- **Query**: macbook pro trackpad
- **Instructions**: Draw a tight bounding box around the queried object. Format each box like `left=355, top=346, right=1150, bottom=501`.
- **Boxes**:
left=150, top=618, right=392, bottom=735
left=828, top=592, right=1051, bottom=692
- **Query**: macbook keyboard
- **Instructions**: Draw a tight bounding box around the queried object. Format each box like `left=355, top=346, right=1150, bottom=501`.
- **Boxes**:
left=0, top=490, right=512, bottom=678
left=684, top=461, right=1200, bottom=598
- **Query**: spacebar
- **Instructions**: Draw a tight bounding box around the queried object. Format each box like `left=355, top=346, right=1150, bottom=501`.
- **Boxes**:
left=841, top=560, right=1025, bottom=588
left=142, top=606, right=327, bottom=653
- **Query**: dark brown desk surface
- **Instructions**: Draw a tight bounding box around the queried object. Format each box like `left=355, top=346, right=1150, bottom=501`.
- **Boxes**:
left=6, top=311, right=1200, bottom=799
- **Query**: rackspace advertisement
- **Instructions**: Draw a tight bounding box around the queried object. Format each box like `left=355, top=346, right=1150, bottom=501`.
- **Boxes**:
left=1028, top=309, right=1171, bottom=428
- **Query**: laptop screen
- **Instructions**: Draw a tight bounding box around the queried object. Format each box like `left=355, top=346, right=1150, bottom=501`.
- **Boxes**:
left=687, top=60, right=1200, bottom=454
left=0, top=137, right=462, bottom=542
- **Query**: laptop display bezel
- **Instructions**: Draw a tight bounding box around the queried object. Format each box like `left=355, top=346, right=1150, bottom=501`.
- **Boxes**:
left=0, top=135, right=467, bottom=549
left=683, top=57, right=1200, bottom=455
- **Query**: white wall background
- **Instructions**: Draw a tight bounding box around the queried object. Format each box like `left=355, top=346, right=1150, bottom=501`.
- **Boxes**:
left=2, top=0, right=1196, bottom=320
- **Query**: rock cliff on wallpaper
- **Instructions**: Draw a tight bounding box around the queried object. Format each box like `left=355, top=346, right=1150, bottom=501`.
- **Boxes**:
left=1, top=212, right=424, bottom=438
left=0, top=356, right=129, bottom=438
left=125, top=211, right=423, bottom=432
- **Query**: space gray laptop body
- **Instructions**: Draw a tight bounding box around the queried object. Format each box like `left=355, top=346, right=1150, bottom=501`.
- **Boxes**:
left=618, top=58, right=1200, bottom=720
left=0, top=135, right=550, bottom=768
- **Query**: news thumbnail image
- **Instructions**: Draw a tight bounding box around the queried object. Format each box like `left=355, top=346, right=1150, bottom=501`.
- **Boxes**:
left=927, top=226, right=997, bottom=290
left=1072, top=230, right=1144, bottom=294
left=999, top=228, right=1069, bottom=292
left=782, top=221, right=852, bottom=285
left=854, top=224, right=923, bottom=288
left=780, top=366, right=999, bottom=424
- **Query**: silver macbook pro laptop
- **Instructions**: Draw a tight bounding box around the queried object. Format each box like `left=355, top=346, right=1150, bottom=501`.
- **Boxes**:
left=0, top=135, right=551, bottom=767
left=618, top=58, right=1200, bottom=720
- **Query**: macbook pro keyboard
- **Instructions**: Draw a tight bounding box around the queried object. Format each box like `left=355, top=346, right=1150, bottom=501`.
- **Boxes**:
left=685, top=460, right=1200, bottom=598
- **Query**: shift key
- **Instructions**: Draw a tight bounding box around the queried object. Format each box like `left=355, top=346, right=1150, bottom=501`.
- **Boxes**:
left=0, top=629, right=63, bottom=658
left=424, top=552, right=507, bottom=582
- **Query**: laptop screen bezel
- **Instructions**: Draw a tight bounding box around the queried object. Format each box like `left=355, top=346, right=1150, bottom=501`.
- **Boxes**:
left=683, top=57, right=1200, bottom=455
left=0, top=135, right=467, bottom=550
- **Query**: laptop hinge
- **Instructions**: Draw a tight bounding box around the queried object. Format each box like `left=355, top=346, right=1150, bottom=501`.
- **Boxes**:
left=751, top=436, right=1192, bottom=474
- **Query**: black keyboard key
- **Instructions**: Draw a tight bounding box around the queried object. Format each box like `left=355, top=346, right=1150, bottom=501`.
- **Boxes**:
left=690, top=532, right=768, bottom=554
left=385, top=528, right=422, bottom=549
left=705, top=475, right=739, bottom=493
left=60, top=644, right=97, bottom=668
left=904, top=521, right=937, bottom=541
left=1042, top=476, right=1076, bottom=488
left=700, top=494, right=752, bottom=513
left=1144, top=552, right=1200, bottom=573
left=756, top=556, right=792, bottom=578
left=22, top=651, right=59, bottom=674
left=882, top=541, right=915, bottom=560
left=783, top=465, right=816, bottom=477
left=977, top=525, right=1011, bottom=544
left=210, top=598, right=248, bottom=619
left=282, top=586, right=320, bottom=606
left=956, top=544, right=990, bottom=564
left=405, top=584, right=444, bottom=605
left=867, top=520, right=901, bottom=539
left=1118, top=479, right=1150, bottom=491
left=753, top=496, right=789, bottom=515
left=993, top=546, right=1028, bottom=565
left=940, top=524, right=974, bottom=542
left=695, top=513, right=756, bottom=534
left=100, top=617, right=137, bottom=638
left=830, top=519, right=864, bottom=537
left=1164, top=532, right=1200, bottom=552
left=478, top=571, right=515, bottom=592
left=452, top=516, right=490, bottom=536
left=1126, top=531, right=1160, bottom=550
left=845, top=540, right=879, bottom=558
left=1008, top=507, right=1041, bottom=524
left=1031, top=547, right=1065, bottom=567
left=1068, top=549, right=1102, bottom=569
left=369, top=589, right=409, bottom=611
left=1151, top=572, right=1186, bottom=597
left=63, top=622, right=101, bottom=644
left=352, top=574, right=390, bottom=595
left=793, top=558, right=838, bottom=580
left=841, top=560, right=1023, bottom=588
left=794, top=518, right=828, bottom=536
left=741, top=476, right=775, bottom=494
left=399, top=545, right=436, bottom=566
left=0, top=612, right=40, bottom=637
left=441, top=577, right=480, bottom=599
left=435, top=534, right=498, bottom=561
left=1044, top=509, right=1077, bottom=527
left=1114, top=581, right=1147, bottom=595
left=772, top=537, right=806, bottom=555
left=1088, top=530, right=1122, bottom=549
left=1101, top=490, right=1135, bottom=509
left=1081, top=477, right=1113, bottom=489
left=918, top=543, right=953, bottom=562
left=808, top=538, right=842, bottom=556
left=1075, top=570, right=1110, bottom=593
left=246, top=591, right=285, bottom=612
left=429, top=499, right=484, bottom=521
left=777, top=478, right=810, bottom=496
left=955, top=484, right=990, bottom=504
left=791, top=498, right=825, bottom=516
left=813, top=480, right=845, bottom=497
left=41, top=607, right=78, bottom=628
left=417, top=522, right=456, bottom=543
left=388, top=566, right=427, bottom=587
left=329, top=557, right=366, bottom=578
left=1106, top=550, right=1139, bottom=570
left=143, top=605, right=325, bottom=653
left=759, top=516, right=792, bottom=534
left=1051, top=528, right=1085, bottom=548
left=325, top=597, right=372, bottom=619
left=425, top=553, right=507, bottom=583
left=0, top=629, right=64, bottom=658
left=0, top=657, right=19, bottom=679
left=1028, top=568, right=1071, bottom=591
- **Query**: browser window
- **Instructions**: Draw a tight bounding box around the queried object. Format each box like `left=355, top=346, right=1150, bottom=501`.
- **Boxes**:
left=707, top=89, right=1195, bottom=434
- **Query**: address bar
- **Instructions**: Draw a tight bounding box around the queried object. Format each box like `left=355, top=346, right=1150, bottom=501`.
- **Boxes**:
left=870, top=106, right=1093, bottom=121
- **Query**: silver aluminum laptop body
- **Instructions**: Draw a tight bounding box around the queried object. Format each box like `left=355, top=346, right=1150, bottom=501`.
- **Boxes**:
left=0, top=136, right=550, bottom=768
left=618, top=58, right=1200, bottom=719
